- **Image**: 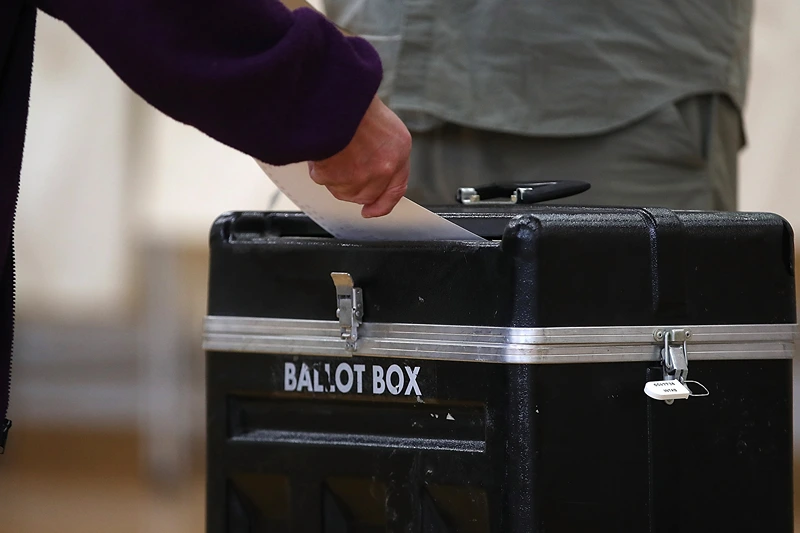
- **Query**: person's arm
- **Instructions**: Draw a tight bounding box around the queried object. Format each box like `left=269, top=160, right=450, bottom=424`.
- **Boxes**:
left=33, top=0, right=382, bottom=166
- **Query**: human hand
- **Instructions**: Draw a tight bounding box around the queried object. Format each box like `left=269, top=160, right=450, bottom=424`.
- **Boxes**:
left=308, top=96, right=411, bottom=218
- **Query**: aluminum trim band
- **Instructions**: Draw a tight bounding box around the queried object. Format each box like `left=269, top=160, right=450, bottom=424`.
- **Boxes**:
left=203, top=316, right=798, bottom=364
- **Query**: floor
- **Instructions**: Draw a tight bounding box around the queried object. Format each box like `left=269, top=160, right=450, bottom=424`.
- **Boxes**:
left=0, top=427, right=204, bottom=533
left=1, top=427, right=799, bottom=532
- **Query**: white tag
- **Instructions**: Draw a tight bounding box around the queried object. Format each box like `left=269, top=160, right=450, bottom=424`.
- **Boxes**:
left=644, top=380, right=692, bottom=401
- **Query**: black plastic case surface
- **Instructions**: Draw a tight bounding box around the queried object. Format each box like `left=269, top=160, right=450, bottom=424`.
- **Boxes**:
left=206, top=206, right=795, bottom=533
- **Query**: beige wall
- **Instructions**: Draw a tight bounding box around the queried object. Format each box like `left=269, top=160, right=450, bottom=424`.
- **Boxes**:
left=16, top=15, right=135, bottom=322
left=739, top=0, right=800, bottom=228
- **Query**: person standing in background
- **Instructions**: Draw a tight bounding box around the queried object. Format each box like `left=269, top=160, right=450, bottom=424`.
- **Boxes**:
left=323, top=0, right=750, bottom=210
left=1, top=0, right=411, bottom=450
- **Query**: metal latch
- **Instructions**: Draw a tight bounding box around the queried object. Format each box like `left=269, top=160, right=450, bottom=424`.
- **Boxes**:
left=331, top=272, right=363, bottom=352
left=457, top=187, right=514, bottom=205
left=646, top=328, right=708, bottom=404
left=655, top=328, right=691, bottom=383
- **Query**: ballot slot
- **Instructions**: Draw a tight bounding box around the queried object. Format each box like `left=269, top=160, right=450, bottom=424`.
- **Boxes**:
left=222, top=210, right=512, bottom=242
left=227, top=211, right=332, bottom=240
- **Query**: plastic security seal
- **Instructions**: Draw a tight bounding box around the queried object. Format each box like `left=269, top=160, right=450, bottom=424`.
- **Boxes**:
left=645, top=379, right=710, bottom=405
left=644, top=380, right=692, bottom=401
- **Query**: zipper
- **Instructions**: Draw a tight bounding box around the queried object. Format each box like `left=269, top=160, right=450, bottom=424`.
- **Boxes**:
left=0, top=419, right=10, bottom=454
left=1, top=233, right=14, bottom=455
left=1, top=3, right=39, bottom=455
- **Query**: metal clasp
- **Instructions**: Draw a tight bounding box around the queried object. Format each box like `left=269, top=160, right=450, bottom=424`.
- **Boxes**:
left=456, top=187, right=481, bottom=204
left=654, top=328, right=691, bottom=383
left=457, top=187, right=521, bottom=205
left=647, top=328, right=709, bottom=405
left=331, top=272, right=363, bottom=352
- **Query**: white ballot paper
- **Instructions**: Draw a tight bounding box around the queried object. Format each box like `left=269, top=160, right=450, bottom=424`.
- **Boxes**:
left=256, top=161, right=485, bottom=242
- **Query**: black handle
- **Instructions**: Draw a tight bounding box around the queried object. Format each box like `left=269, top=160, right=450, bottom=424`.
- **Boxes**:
left=456, top=180, right=590, bottom=205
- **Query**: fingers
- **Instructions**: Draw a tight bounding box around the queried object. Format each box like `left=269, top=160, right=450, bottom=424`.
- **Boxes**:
left=305, top=96, right=412, bottom=217
left=311, top=164, right=386, bottom=205
left=361, top=158, right=409, bottom=218
left=327, top=183, right=386, bottom=205
left=310, top=152, right=405, bottom=208
left=311, top=156, right=408, bottom=217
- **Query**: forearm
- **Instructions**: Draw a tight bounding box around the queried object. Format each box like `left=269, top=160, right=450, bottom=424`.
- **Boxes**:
left=34, top=0, right=383, bottom=164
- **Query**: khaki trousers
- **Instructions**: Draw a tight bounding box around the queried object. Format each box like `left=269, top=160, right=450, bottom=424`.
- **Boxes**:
left=406, top=94, right=743, bottom=211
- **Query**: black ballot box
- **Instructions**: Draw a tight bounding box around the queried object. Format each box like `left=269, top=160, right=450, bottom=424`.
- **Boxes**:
left=203, top=199, right=796, bottom=533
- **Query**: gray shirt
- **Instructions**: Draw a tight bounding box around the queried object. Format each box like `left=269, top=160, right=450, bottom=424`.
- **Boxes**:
left=323, top=0, right=752, bottom=136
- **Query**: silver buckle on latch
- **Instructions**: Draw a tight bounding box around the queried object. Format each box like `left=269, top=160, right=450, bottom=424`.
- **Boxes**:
left=456, top=187, right=521, bottom=205
left=456, top=187, right=482, bottom=204
left=331, top=272, right=363, bottom=352
left=655, top=328, right=691, bottom=383
left=645, top=328, right=708, bottom=404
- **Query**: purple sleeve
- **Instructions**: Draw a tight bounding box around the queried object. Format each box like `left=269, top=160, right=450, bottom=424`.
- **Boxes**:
left=33, top=0, right=383, bottom=165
